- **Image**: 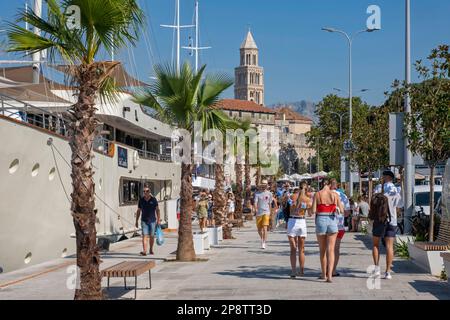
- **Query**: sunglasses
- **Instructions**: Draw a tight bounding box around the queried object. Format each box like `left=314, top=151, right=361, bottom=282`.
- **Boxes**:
left=144, top=190, right=150, bottom=193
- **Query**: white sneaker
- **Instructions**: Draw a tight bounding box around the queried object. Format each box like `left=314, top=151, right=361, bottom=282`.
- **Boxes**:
left=373, top=266, right=381, bottom=277
left=261, top=242, right=266, bottom=249
left=383, top=272, right=392, bottom=280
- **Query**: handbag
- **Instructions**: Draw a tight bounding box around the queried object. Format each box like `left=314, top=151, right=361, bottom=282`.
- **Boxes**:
left=155, top=225, right=165, bottom=246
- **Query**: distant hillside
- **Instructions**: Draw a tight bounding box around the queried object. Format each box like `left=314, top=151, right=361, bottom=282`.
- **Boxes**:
left=269, top=101, right=318, bottom=123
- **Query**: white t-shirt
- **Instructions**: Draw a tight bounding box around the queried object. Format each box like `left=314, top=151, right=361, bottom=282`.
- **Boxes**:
left=254, top=191, right=273, bottom=216
left=374, top=182, right=401, bottom=226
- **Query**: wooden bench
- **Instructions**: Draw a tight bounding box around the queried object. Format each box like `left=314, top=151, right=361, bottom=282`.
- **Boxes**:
left=101, top=261, right=155, bottom=299
left=414, top=218, right=450, bottom=251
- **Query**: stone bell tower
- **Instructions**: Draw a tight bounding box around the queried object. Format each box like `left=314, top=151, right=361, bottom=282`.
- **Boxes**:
left=234, top=30, right=264, bottom=105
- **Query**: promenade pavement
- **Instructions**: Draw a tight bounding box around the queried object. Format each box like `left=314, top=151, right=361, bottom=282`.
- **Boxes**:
left=0, top=218, right=449, bottom=300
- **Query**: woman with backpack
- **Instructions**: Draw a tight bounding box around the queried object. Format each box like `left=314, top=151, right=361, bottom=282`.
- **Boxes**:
left=369, top=170, right=400, bottom=280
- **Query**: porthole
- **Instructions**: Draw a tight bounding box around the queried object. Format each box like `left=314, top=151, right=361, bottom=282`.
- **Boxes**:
left=9, top=159, right=19, bottom=174
left=31, top=163, right=40, bottom=177
left=49, top=167, right=56, bottom=181
left=24, top=252, right=32, bottom=264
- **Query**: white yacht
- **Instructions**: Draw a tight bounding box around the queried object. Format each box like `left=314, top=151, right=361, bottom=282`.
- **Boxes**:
left=0, top=65, right=181, bottom=273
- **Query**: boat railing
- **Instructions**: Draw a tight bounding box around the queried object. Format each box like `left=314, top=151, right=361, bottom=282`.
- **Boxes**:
left=137, top=148, right=172, bottom=162
left=0, top=93, right=172, bottom=162
left=0, top=93, right=70, bottom=137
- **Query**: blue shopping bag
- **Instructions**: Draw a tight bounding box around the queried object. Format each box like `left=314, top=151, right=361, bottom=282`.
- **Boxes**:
left=155, top=225, right=165, bottom=246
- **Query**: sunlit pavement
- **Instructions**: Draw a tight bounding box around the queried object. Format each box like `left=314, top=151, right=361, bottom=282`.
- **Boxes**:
left=1, top=218, right=449, bottom=300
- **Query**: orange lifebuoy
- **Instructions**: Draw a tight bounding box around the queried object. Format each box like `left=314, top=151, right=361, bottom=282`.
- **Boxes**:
left=108, top=142, right=115, bottom=157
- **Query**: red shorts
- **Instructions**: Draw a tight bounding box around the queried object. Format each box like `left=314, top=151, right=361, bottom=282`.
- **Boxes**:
left=337, top=229, right=345, bottom=239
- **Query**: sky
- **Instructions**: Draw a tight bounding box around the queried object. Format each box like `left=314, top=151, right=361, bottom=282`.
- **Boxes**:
left=1, top=0, right=450, bottom=107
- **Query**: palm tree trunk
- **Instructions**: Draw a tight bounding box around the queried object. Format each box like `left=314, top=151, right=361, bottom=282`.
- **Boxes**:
left=213, top=164, right=232, bottom=238
left=235, top=163, right=243, bottom=220
left=368, top=173, right=373, bottom=205
left=71, top=65, right=103, bottom=300
left=429, top=165, right=435, bottom=241
left=244, top=149, right=251, bottom=208
left=177, top=163, right=196, bottom=261
left=256, top=166, right=262, bottom=186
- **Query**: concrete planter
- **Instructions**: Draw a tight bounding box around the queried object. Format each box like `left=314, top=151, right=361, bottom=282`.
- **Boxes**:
left=408, top=243, right=446, bottom=276
left=440, top=252, right=450, bottom=284
left=193, top=232, right=209, bottom=255
left=207, top=226, right=223, bottom=246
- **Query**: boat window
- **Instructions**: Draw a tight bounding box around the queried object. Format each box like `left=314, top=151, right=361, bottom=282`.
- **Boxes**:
left=120, top=178, right=143, bottom=205
left=415, top=192, right=442, bottom=207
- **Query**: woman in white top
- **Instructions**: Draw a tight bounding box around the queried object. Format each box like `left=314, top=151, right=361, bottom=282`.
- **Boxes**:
left=287, top=181, right=311, bottom=278
left=227, top=192, right=235, bottom=221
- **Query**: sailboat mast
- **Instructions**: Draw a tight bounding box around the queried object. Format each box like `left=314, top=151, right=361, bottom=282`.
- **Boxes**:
left=176, top=0, right=180, bottom=74
left=182, top=0, right=211, bottom=73
left=195, top=0, right=199, bottom=72
left=161, top=0, right=194, bottom=75
left=32, top=0, right=42, bottom=84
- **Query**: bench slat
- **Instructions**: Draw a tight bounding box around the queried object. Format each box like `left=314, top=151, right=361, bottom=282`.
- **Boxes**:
left=101, top=261, right=155, bottom=278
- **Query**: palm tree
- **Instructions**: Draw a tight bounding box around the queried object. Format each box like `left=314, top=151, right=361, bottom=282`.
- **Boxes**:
left=7, top=0, right=143, bottom=300
left=232, top=120, right=251, bottom=223
left=134, top=63, right=233, bottom=260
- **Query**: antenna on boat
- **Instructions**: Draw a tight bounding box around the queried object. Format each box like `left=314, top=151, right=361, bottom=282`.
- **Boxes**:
left=32, top=0, right=42, bottom=84
left=161, top=0, right=194, bottom=74
left=182, top=0, right=211, bottom=73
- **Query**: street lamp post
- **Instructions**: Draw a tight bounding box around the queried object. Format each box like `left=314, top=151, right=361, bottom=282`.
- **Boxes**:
left=322, top=27, right=379, bottom=196
left=328, top=111, right=348, bottom=139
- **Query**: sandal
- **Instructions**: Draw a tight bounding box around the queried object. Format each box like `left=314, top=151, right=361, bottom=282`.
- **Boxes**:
left=332, top=272, right=340, bottom=277
left=326, top=278, right=333, bottom=283
left=139, top=251, right=147, bottom=256
left=290, top=273, right=296, bottom=279
left=318, top=275, right=326, bottom=280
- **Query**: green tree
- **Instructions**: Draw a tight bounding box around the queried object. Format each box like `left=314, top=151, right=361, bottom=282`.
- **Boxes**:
left=7, top=0, right=144, bottom=300
left=405, top=45, right=450, bottom=240
left=306, top=94, right=369, bottom=178
left=351, top=106, right=390, bottom=200
left=134, top=63, right=234, bottom=258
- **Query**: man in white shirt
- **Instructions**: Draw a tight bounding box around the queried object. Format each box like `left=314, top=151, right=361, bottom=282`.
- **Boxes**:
left=253, top=180, right=273, bottom=249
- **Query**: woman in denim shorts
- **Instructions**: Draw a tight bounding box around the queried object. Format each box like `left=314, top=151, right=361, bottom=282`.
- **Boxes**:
left=313, top=179, right=344, bottom=283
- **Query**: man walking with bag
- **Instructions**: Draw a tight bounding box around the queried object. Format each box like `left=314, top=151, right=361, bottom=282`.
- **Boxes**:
left=136, top=185, right=160, bottom=256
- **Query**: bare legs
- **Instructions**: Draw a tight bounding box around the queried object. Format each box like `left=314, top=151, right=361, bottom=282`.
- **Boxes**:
left=333, top=238, right=342, bottom=276
left=142, top=235, right=155, bottom=254
left=317, top=234, right=327, bottom=279
left=199, top=217, right=207, bottom=233
left=288, top=236, right=306, bottom=276
left=142, top=235, right=149, bottom=254
left=372, top=236, right=381, bottom=267
left=317, top=233, right=338, bottom=282
left=257, top=225, right=268, bottom=247
left=385, top=237, right=394, bottom=273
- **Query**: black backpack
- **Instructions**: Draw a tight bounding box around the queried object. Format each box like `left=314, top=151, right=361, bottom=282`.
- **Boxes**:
left=369, top=193, right=391, bottom=224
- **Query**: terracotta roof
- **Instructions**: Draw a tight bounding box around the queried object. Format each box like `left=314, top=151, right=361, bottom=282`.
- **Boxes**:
left=275, top=107, right=312, bottom=123
left=216, top=99, right=276, bottom=114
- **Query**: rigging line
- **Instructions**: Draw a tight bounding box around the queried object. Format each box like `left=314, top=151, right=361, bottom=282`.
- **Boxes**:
left=50, top=143, right=71, bottom=204
left=51, top=143, right=137, bottom=225
left=139, top=0, right=156, bottom=65
left=50, top=141, right=136, bottom=228
left=125, top=46, right=138, bottom=88
left=143, top=0, right=162, bottom=63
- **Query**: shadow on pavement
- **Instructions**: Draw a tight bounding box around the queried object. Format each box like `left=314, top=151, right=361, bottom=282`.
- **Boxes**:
left=408, top=280, right=450, bottom=300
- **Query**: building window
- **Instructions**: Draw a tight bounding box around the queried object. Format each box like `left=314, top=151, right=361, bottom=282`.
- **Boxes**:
left=229, top=111, right=232, bottom=117
left=253, top=55, right=256, bottom=65
left=239, top=111, right=242, bottom=118
left=252, top=112, right=255, bottom=118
